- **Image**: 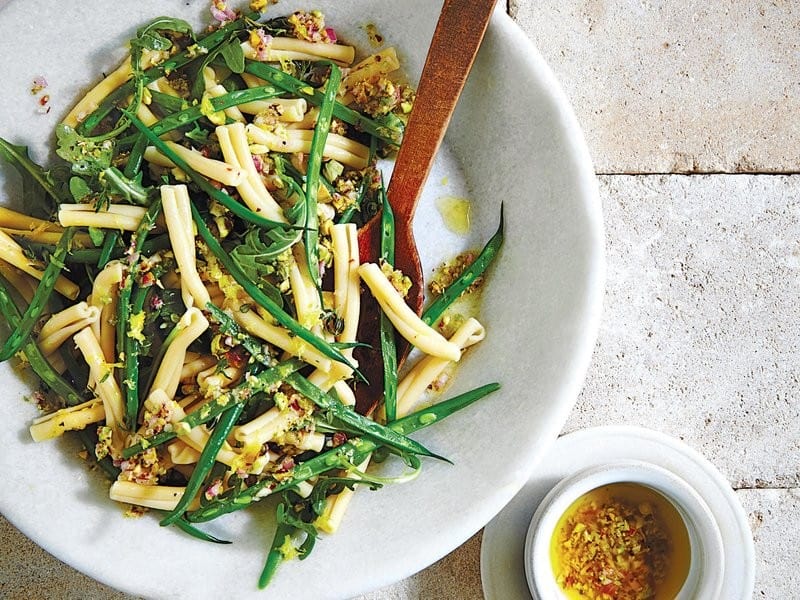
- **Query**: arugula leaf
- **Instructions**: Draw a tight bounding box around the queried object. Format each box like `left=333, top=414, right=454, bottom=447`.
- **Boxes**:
left=101, top=167, right=153, bottom=206
left=55, top=124, right=113, bottom=176
left=229, top=228, right=300, bottom=308
left=134, top=17, right=194, bottom=53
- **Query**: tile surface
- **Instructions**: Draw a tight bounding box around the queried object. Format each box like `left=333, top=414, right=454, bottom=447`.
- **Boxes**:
left=511, top=0, right=800, bottom=174
left=567, top=174, right=800, bottom=488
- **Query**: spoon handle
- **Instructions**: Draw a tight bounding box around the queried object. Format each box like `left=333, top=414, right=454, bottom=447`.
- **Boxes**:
left=387, top=0, right=498, bottom=224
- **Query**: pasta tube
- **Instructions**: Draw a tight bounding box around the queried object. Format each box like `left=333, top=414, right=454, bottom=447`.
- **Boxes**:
left=144, top=142, right=245, bottom=187
left=358, top=263, right=462, bottom=361
left=150, top=307, right=209, bottom=400
left=215, top=123, right=286, bottom=222
left=246, top=125, right=369, bottom=169
left=289, top=243, right=322, bottom=332
left=38, top=302, right=100, bottom=356
left=109, top=480, right=196, bottom=511
left=396, top=318, right=486, bottom=416
left=0, top=259, right=36, bottom=302
left=161, top=185, right=211, bottom=310
left=146, top=389, right=240, bottom=467
left=29, top=399, right=105, bottom=442
left=0, top=207, right=62, bottom=232
left=315, top=456, right=371, bottom=534
left=241, top=37, right=355, bottom=65
left=0, top=230, right=79, bottom=299
left=342, top=48, right=400, bottom=89
left=227, top=297, right=332, bottom=372
left=58, top=204, right=148, bottom=231
left=89, top=261, right=123, bottom=363
left=63, top=57, right=133, bottom=127
left=203, top=67, right=246, bottom=123
left=73, top=327, right=125, bottom=429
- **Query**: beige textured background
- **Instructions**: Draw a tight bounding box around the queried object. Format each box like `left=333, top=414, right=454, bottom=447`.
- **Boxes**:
left=2, top=1, right=799, bottom=598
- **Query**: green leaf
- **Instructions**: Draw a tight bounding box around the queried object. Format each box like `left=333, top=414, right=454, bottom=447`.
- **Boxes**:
left=87, top=227, right=105, bottom=248
left=230, top=227, right=300, bottom=307
left=220, top=41, right=245, bottom=74
left=134, top=16, right=194, bottom=52
left=69, top=176, right=91, bottom=202
left=55, top=124, right=113, bottom=176
left=101, top=166, right=152, bottom=205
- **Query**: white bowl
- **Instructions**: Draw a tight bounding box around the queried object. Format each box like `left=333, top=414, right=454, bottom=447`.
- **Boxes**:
left=0, top=1, right=603, bottom=598
left=524, top=460, right=725, bottom=600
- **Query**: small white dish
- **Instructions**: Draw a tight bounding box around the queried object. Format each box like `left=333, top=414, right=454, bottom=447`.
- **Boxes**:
left=524, top=460, right=724, bottom=599
left=481, top=426, right=755, bottom=600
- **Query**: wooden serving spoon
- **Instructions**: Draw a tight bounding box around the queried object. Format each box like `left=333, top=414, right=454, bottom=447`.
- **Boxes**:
left=354, top=0, right=498, bottom=414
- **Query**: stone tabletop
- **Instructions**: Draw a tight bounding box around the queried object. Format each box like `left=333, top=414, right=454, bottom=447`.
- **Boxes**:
left=2, top=1, right=798, bottom=598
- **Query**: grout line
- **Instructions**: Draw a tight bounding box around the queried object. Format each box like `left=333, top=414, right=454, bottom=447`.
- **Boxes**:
left=596, top=171, right=800, bottom=176
left=733, top=486, right=799, bottom=491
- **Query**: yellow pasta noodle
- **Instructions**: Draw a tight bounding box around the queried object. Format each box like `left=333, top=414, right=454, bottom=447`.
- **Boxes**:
left=144, top=142, right=245, bottom=187
left=109, top=480, right=194, bottom=511
left=227, top=297, right=333, bottom=372
left=89, top=261, right=124, bottom=363
left=215, top=123, right=287, bottom=222
left=38, top=302, right=100, bottom=356
left=73, top=327, right=125, bottom=437
left=396, top=317, right=486, bottom=416
left=0, top=230, right=79, bottom=299
left=161, top=185, right=211, bottom=310
left=29, top=399, right=105, bottom=442
left=246, top=124, right=369, bottom=169
left=358, top=262, right=462, bottom=361
left=150, top=307, right=209, bottom=399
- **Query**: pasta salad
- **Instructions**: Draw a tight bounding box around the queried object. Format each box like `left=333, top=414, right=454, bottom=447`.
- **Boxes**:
left=0, top=2, right=502, bottom=588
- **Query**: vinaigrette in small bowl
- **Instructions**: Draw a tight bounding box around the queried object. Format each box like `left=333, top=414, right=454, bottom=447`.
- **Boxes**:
left=524, top=461, right=724, bottom=600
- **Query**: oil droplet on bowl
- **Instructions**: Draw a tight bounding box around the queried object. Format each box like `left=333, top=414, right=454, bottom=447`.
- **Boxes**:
left=436, top=196, right=471, bottom=235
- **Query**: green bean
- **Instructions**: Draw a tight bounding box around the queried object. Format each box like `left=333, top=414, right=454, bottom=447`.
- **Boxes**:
left=24, top=235, right=171, bottom=266
left=148, top=90, right=186, bottom=114
left=122, top=284, right=148, bottom=431
left=259, top=518, right=293, bottom=589
left=188, top=382, right=500, bottom=523
left=0, top=227, right=76, bottom=362
left=0, top=276, right=84, bottom=406
left=125, top=111, right=293, bottom=232
left=379, top=182, right=398, bottom=422
left=160, top=401, right=245, bottom=526
left=123, top=132, right=149, bottom=180
left=422, top=205, right=504, bottom=326
left=284, top=372, right=442, bottom=461
left=149, top=86, right=281, bottom=138
left=172, top=517, right=231, bottom=545
left=243, top=61, right=402, bottom=146
left=189, top=202, right=359, bottom=374
left=122, top=358, right=305, bottom=458
left=304, top=64, right=341, bottom=289
left=96, top=230, right=120, bottom=269
left=115, top=198, right=162, bottom=385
